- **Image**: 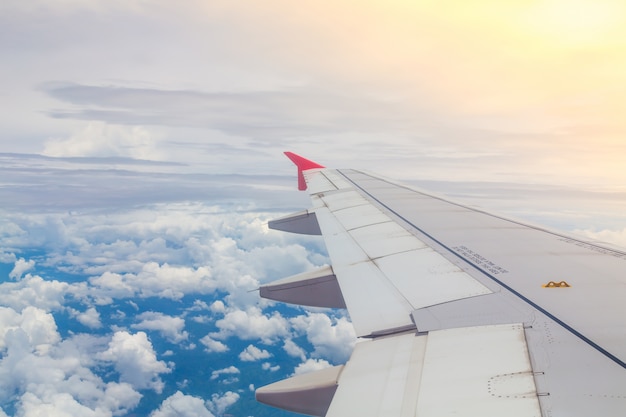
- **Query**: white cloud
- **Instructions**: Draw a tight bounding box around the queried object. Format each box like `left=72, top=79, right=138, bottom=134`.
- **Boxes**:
left=290, top=312, right=356, bottom=363
left=190, top=315, right=211, bottom=324
left=9, top=257, right=35, bottom=280
left=199, top=335, right=229, bottom=353
left=97, top=382, right=143, bottom=416
left=262, top=362, right=280, bottom=372
left=72, top=307, right=102, bottom=329
left=132, top=311, right=189, bottom=344
left=97, top=331, right=171, bottom=393
left=0, top=306, right=60, bottom=352
left=210, top=366, right=240, bottom=381
left=207, top=391, right=240, bottom=416
left=210, top=300, right=226, bottom=314
left=0, top=251, right=16, bottom=264
left=293, top=358, right=333, bottom=376
left=18, top=384, right=141, bottom=417
left=20, top=307, right=61, bottom=353
left=211, top=306, right=290, bottom=344
left=151, top=391, right=215, bottom=417
left=90, top=262, right=215, bottom=302
left=574, top=227, right=626, bottom=249
left=0, top=274, right=72, bottom=312
left=282, top=338, right=307, bottom=361
left=0, top=201, right=348, bottom=415
left=187, top=300, right=211, bottom=312
left=43, top=121, right=162, bottom=160
left=0, top=310, right=142, bottom=416
left=238, top=344, right=272, bottom=362
left=0, top=205, right=326, bottom=311
left=19, top=391, right=107, bottom=417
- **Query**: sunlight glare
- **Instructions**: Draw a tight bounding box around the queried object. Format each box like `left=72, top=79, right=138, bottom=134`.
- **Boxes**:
left=523, top=0, right=625, bottom=46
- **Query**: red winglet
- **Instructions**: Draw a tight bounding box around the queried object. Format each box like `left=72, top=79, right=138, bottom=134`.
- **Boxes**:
left=284, top=152, right=325, bottom=191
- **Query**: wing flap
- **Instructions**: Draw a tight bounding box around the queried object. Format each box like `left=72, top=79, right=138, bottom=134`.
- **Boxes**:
left=326, top=332, right=427, bottom=417
left=327, top=324, right=541, bottom=417
left=333, top=261, right=415, bottom=336
left=416, top=324, right=541, bottom=417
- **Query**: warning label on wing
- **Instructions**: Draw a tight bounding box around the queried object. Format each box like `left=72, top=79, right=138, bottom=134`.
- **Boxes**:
left=452, top=245, right=509, bottom=275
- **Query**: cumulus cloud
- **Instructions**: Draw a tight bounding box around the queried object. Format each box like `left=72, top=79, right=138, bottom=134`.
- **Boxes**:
left=199, top=335, right=229, bottom=353
left=210, top=300, right=226, bottom=314
left=19, top=390, right=125, bottom=417
left=0, top=309, right=142, bottom=416
left=90, top=262, right=215, bottom=302
left=238, top=344, right=272, bottom=362
left=132, top=311, right=189, bottom=344
left=262, top=362, right=280, bottom=372
left=283, top=338, right=306, bottom=361
left=0, top=306, right=60, bottom=352
left=290, top=313, right=356, bottom=363
left=0, top=274, right=72, bottom=312
left=0, top=251, right=16, bottom=264
left=293, top=358, right=333, bottom=376
left=187, top=300, right=211, bottom=312
left=210, top=366, right=240, bottom=381
left=69, top=307, right=102, bottom=329
left=9, top=257, right=35, bottom=280
left=0, top=204, right=323, bottom=309
left=190, top=315, right=211, bottom=324
left=151, top=391, right=215, bottom=417
left=211, top=306, right=290, bottom=344
left=0, top=192, right=336, bottom=415
left=207, top=391, right=240, bottom=416
left=97, top=331, right=171, bottom=393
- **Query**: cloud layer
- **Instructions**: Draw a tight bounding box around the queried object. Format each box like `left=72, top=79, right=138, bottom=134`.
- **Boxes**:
left=3, top=1, right=626, bottom=185
left=0, top=194, right=359, bottom=416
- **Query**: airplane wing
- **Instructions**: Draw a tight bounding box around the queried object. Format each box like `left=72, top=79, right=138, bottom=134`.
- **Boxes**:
left=256, top=152, right=626, bottom=417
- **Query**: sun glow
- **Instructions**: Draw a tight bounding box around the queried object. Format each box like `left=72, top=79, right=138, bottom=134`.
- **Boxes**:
left=521, top=0, right=626, bottom=46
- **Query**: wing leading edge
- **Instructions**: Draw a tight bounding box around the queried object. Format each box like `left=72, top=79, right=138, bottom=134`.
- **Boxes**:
left=256, top=153, right=626, bottom=417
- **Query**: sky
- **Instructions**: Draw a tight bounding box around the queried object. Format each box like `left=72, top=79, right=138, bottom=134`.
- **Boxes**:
left=1, top=1, right=626, bottom=416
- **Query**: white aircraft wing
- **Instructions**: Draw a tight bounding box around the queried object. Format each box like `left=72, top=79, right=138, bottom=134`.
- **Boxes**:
left=256, top=153, right=626, bottom=417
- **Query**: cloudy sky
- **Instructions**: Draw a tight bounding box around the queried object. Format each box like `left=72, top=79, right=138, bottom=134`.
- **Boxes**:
left=2, top=1, right=626, bottom=416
